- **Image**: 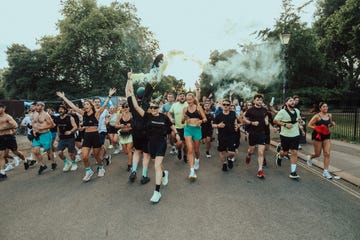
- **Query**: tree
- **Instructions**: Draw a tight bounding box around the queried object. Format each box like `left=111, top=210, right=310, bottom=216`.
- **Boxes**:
left=2, top=0, right=159, bottom=100
left=314, top=0, right=360, bottom=103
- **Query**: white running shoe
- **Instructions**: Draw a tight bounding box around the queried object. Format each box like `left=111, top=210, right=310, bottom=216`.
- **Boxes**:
left=5, top=163, right=14, bottom=172
left=188, top=171, right=197, bottom=181
left=113, top=149, right=120, bottom=154
left=82, top=170, right=94, bottom=182
left=108, top=145, right=113, bottom=149
left=323, top=170, right=333, bottom=179
left=62, top=162, right=72, bottom=172
left=75, top=155, right=82, bottom=162
left=306, top=155, right=312, bottom=167
left=70, top=164, right=78, bottom=171
left=162, top=170, right=169, bottom=186
left=194, top=159, right=200, bottom=170
left=13, top=157, right=20, bottom=166
left=150, top=191, right=161, bottom=203
left=98, top=168, right=105, bottom=177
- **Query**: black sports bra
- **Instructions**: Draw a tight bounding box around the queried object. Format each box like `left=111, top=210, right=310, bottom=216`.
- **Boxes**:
left=83, top=112, right=98, bottom=127
left=185, top=108, right=202, bottom=119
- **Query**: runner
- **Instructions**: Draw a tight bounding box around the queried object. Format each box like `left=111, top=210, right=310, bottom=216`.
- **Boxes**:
left=56, top=88, right=116, bottom=181
left=31, top=101, right=56, bottom=174
left=273, top=97, right=304, bottom=179
left=182, top=92, right=207, bottom=180
left=161, top=93, right=177, bottom=154
left=127, top=80, right=180, bottom=203
left=212, top=99, right=239, bottom=172
left=116, top=102, right=133, bottom=172
left=55, top=105, right=78, bottom=172
left=307, top=102, right=336, bottom=179
left=201, top=101, right=214, bottom=158
left=243, top=94, right=269, bottom=178
left=0, top=104, right=26, bottom=180
left=106, top=106, right=120, bottom=154
left=20, top=104, right=37, bottom=169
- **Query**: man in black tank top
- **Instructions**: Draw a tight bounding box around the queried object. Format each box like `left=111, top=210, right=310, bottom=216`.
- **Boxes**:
left=56, top=105, right=78, bottom=172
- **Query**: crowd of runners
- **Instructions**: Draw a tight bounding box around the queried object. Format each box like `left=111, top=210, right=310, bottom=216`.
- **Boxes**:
left=0, top=73, right=336, bottom=203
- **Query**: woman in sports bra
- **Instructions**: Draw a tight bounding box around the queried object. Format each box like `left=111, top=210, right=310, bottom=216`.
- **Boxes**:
left=116, top=102, right=133, bottom=172
left=307, top=102, right=336, bottom=179
left=181, top=92, right=206, bottom=181
left=56, top=88, right=116, bottom=182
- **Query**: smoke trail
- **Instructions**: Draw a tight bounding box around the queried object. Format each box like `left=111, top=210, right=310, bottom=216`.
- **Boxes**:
left=203, top=41, right=282, bottom=100
left=131, top=50, right=204, bottom=84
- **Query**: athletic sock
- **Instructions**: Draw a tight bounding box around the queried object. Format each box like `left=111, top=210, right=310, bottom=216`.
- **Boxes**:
left=155, top=184, right=160, bottom=192
left=132, top=163, right=138, bottom=172
left=142, top=168, right=148, bottom=177
left=85, top=167, right=92, bottom=173
left=64, top=159, right=70, bottom=164
left=291, top=164, right=297, bottom=172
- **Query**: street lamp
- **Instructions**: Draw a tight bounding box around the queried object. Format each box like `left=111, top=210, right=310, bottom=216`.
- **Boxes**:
left=279, top=31, right=291, bottom=103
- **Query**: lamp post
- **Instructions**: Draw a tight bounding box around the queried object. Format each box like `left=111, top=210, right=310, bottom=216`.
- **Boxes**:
left=279, top=31, right=291, bottom=103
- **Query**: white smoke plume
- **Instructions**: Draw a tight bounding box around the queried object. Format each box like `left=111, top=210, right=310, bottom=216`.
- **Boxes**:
left=203, top=41, right=283, bottom=100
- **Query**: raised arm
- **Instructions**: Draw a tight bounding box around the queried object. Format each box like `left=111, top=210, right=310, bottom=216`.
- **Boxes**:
left=195, top=81, right=201, bottom=101
left=126, top=73, right=145, bottom=117
left=96, top=88, right=116, bottom=119
left=56, top=92, right=84, bottom=115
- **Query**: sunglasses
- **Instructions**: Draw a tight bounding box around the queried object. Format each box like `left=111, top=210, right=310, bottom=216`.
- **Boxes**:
left=149, top=106, right=159, bottom=110
left=222, top=103, right=230, bottom=106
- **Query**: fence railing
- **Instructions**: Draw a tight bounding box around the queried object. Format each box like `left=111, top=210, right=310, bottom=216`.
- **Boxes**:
left=302, top=107, right=360, bottom=143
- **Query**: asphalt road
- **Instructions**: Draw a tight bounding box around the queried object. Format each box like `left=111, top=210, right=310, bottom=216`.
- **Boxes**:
left=1, top=139, right=360, bottom=240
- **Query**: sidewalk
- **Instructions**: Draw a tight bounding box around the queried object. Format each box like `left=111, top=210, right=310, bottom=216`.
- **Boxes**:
left=271, top=134, right=360, bottom=187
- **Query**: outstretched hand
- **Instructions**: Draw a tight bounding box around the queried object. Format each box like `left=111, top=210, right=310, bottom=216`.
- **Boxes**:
left=56, top=91, right=65, bottom=98
left=195, top=81, right=200, bottom=89
left=108, top=88, right=116, bottom=97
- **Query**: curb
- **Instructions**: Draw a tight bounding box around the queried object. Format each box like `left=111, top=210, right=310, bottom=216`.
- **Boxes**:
left=270, top=140, right=360, bottom=187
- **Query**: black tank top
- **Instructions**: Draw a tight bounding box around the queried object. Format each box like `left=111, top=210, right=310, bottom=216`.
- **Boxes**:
left=57, top=115, right=74, bottom=139
left=185, top=107, right=202, bottom=119
left=316, top=114, right=331, bottom=126
left=83, top=112, right=98, bottom=127
left=120, top=118, right=131, bottom=125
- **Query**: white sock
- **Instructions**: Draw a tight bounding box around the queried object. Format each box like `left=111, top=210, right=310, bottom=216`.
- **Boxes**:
left=291, top=164, right=297, bottom=172
left=0, top=169, right=5, bottom=174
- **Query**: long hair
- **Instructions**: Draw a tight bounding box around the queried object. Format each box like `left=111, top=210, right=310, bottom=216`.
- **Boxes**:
left=84, top=99, right=96, bottom=113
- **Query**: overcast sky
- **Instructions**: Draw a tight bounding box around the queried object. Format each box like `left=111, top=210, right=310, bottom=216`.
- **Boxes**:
left=0, top=0, right=316, bottom=88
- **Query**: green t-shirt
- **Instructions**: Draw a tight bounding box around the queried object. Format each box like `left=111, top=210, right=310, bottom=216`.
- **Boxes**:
left=274, top=108, right=301, bottom=137
left=168, top=102, right=188, bottom=129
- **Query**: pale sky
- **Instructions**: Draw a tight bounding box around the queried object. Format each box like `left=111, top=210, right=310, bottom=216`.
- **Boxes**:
left=0, top=0, right=316, bottom=88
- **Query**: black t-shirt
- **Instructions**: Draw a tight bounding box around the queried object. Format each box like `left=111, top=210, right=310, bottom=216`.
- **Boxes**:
left=143, top=112, right=172, bottom=141
left=202, top=112, right=214, bottom=132
left=245, top=107, right=268, bottom=134
left=213, top=111, right=237, bottom=138
left=50, top=115, right=59, bottom=133
left=57, top=115, right=75, bottom=139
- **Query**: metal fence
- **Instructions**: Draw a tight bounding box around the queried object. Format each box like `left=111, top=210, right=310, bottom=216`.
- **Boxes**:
left=302, top=106, right=360, bottom=143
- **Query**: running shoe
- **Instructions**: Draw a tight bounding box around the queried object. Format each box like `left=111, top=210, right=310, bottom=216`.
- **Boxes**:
left=188, top=171, right=197, bottom=181
left=206, top=151, right=211, bottom=158
left=70, top=164, right=78, bottom=171
left=222, top=163, right=228, bottom=172
left=289, top=172, right=300, bottom=179
left=227, top=157, right=234, bottom=169
left=51, top=163, right=57, bottom=171
left=108, top=145, right=113, bottom=149
left=24, top=160, right=29, bottom=170
left=140, top=176, right=150, bottom=184
left=5, top=164, right=14, bottom=172
left=104, top=155, right=112, bottom=166
left=0, top=173, right=7, bottom=180
left=98, top=168, right=105, bottom=177
left=82, top=169, right=94, bottom=182
left=257, top=170, right=265, bottom=178
left=275, top=153, right=282, bottom=167
left=113, top=149, right=120, bottom=154
left=75, top=155, right=82, bottom=162
left=194, top=159, right=200, bottom=170
left=150, top=191, right=161, bottom=203
left=323, top=170, right=333, bottom=179
left=38, top=165, right=47, bottom=175
left=276, top=143, right=282, bottom=153
left=13, top=157, right=20, bottom=167
left=162, top=170, right=169, bottom=186
left=29, top=160, right=37, bottom=167
left=129, top=171, right=137, bottom=182
left=306, top=155, right=312, bottom=167
left=127, top=165, right=132, bottom=172
left=62, top=162, right=72, bottom=172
